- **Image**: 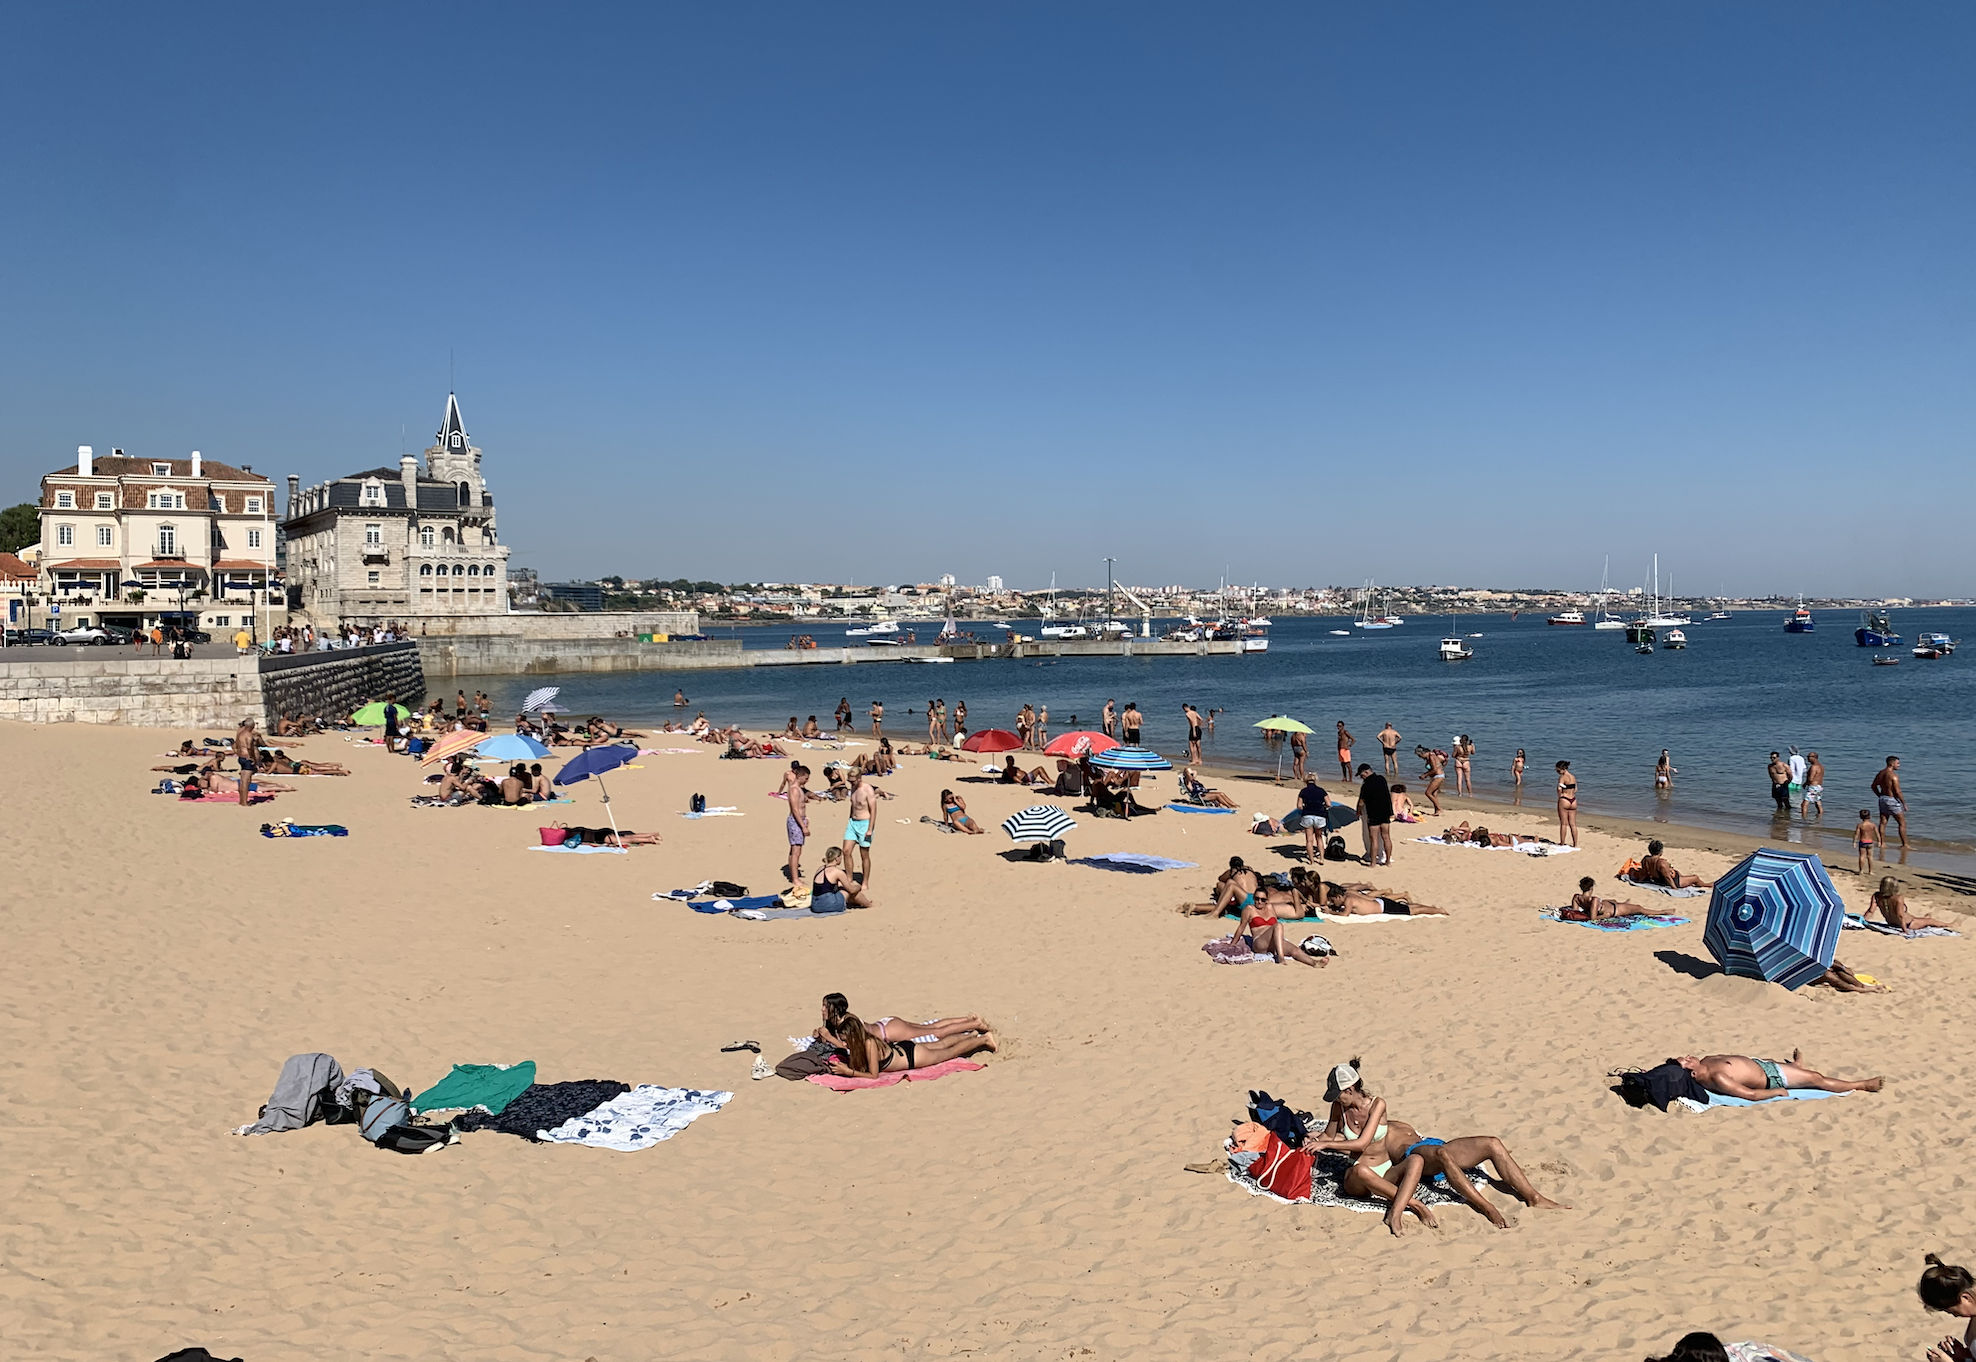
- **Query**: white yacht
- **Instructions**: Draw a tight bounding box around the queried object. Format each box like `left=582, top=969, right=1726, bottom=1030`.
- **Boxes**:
left=845, top=620, right=899, bottom=638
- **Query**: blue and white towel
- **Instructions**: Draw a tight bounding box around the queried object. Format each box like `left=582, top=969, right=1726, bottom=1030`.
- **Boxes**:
left=537, top=1085, right=733, bottom=1150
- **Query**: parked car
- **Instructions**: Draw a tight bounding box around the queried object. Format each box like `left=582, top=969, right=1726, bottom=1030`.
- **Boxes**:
left=54, top=624, right=116, bottom=645
left=10, top=628, right=58, bottom=646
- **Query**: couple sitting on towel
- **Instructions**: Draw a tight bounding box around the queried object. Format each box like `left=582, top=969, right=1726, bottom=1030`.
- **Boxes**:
left=812, top=992, right=997, bottom=1077
left=1236, top=1060, right=1568, bottom=1238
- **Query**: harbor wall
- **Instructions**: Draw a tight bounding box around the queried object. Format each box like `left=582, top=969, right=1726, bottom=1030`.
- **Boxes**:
left=0, top=641, right=425, bottom=727
left=422, top=635, right=1246, bottom=678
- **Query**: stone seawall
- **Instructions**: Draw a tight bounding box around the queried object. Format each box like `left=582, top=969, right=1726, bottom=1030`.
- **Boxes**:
left=0, top=641, right=425, bottom=728
left=259, top=643, right=426, bottom=722
left=419, top=636, right=743, bottom=677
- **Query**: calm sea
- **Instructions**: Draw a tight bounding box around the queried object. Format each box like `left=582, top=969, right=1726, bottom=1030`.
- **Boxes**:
left=458, top=609, right=1976, bottom=867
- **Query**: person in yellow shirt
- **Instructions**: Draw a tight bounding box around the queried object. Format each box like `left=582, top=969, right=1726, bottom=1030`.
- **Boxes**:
left=234, top=628, right=252, bottom=656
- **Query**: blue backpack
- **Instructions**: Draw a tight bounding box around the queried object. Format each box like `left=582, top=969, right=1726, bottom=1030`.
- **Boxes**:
left=1247, top=1090, right=1312, bottom=1148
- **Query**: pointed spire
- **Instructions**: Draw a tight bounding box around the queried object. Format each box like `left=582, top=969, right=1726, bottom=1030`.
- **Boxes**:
left=437, top=391, right=468, bottom=451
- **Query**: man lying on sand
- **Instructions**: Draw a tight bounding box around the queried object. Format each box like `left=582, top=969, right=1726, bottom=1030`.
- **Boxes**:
left=1308, top=1059, right=1568, bottom=1237
left=551, top=824, right=661, bottom=848
left=1673, top=1050, right=1883, bottom=1100
left=1632, top=840, right=1713, bottom=889
left=1322, top=883, right=1449, bottom=916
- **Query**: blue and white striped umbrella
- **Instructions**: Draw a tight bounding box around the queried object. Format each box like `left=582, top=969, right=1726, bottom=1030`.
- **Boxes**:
left=522, top=686, right=561, bottom=713
left=1702, top=848, right=1844, bottom=989
left=1087, top=745, right=1172, bottom=771
left=1002, top=805, right=1077, bottom=843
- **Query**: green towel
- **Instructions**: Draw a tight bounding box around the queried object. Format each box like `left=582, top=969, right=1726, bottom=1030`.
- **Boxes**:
left=410, top=1061, right=537, bottom=1115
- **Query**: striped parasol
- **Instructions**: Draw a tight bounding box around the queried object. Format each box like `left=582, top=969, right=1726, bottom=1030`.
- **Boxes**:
left=1001, top=805, right=1076, bottom=843
left=420, top=728, right=490, bottom=766
left=1702, top=849, right=1845, bottom=989
left=522, top=686, right=562, bottom=713
left=1088, top=744, right=1171, bottom=771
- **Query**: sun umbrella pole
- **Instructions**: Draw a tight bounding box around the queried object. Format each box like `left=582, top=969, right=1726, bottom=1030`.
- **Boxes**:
left=596, top=773, right=623, bottom=848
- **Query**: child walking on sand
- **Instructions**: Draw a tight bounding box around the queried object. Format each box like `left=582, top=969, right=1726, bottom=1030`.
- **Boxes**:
left=1855, top=808, right=1878, bottom=873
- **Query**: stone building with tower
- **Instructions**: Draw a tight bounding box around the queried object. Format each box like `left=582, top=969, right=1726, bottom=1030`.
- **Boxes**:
left=283, top=393, right=511, bottom=625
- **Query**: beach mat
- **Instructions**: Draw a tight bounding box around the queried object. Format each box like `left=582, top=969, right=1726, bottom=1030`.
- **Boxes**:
left=1541, top=911, right=1690, bottom=932
left=1676, top=1089, right=1852, bottom=1111
left=260, top=822, right=348, bottom=838
left=1166, top=803, right=1235, bottom=814
left=1072, top=853, right=1198, bottom=873
left=806, top=1058, right=984, bottom=1091
left=1227, top=1147, right=1493, bottom=1213
left=684, top=895, right=786, bottom=914
left=1844, top=913, right=1958, bottom=938
left=528, top=842, right=628, bottom=855
left=1415, top=835, right=1576, bottom=856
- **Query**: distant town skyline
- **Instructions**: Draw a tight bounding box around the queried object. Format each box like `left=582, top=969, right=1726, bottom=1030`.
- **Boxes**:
left=2, top=5, right=1970, bottom=598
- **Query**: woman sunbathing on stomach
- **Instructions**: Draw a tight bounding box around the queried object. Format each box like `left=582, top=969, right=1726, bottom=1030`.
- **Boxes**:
left=1322, top=883, right=1449, bottom=916
left=1441, top=821, right=1547, bottom=848
left=820, top=1009, right=998, bottom=1077
left=1564, top=877, right=1651, bottom=920
left=1308, top=1060, right=1568, bottom=1236
left=814, top=993, right=988, bottom=1046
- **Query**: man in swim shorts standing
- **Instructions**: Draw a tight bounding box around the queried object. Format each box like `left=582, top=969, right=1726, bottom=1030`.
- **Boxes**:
left=1120, top=702, right=1142, bottom=746
left=1377, top=722, right=1401, bottom=777
left=868, top=699, right=883, bottom=737
left=1356, top=764, right=1393, bottom=867
left=783, top=763, right=811, bottom=887
left=1184, top=704, right=1204, bottom=765
left=1871, top=755, right=1908, bottom=852
left=842, top=770, right=878, bottom=887
left=1799, top=751, right=1825, bottom=820
left=1767, top=751, right=1792, bottom=815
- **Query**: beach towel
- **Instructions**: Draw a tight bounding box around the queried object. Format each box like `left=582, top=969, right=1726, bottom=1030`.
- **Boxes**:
left=1414, top=835, right=1576, bottom=856
left=536, top=1084, right=732, bottom=1149
left=528, top=842, right=628, bottom=854
left=411, top=1061, right=538, bottom=1116
left=1676, top=1089, right=1850, bottom=1112
left=680, top=808, right=744, bottom=818
left=1311, top=912, right=1443, bottom=925
left=1625, top=881, right=1706, bottom=898
left=1166, top=803, right=1236, bottom=814
left=454, top=1080, right=631, bottom=1141
left=1844, top=913, right=1958, bottom=938
left=656, top=748, right=701, bottom=754
left=1072, top=853, right=1199, bottom=873
left=1203, top=935, right=1277, bottom=964
left=805, top=1058, right=985, bottom=1091
left=1541, top=911, right=1690, bottom=932
left=235, top=1052, right=345, bottom=1135
left=184, top=789, right=276, bottom=805
left=1227, top=1138, right=1491, bottom=1212
left=260, top=822, right=349, bottom=838
left=684, top=895, right=785, bottom=914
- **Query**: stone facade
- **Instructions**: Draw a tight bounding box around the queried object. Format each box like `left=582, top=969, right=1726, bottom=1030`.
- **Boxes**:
left=0, top=642, right=424, bottom=727
left=284, top=393, right=510, bottom=626
left=33, top=446, right=285, bottom=635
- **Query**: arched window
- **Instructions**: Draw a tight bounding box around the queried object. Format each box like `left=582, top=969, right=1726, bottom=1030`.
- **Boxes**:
left=157, top=524, right=177, bottom=555
left=467, top=564, right=480, bottom=576
left=452, top=563, right=465, bottom=576
left=442, top=527, right=455, bottom=543
left=419, top=525, right=434, bottom=548
left=420, top=564, right=433, bottom=577
left=457, top=481, right=470, bottom=504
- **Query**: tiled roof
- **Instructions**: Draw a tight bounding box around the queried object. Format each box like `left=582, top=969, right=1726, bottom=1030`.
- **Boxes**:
left=0, top=552, right=38, bottom=579
left=48, top=456, right=270, bottom=483
left=44, top=557, right=122, bottom=570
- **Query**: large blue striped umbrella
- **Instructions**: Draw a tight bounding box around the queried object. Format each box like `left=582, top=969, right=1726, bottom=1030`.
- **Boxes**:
left=1088, top=745, right=1172, bottom=771
left=1002, top=806, right=1076, bottom=843
left=1702, top=849, right=1844, bottom=989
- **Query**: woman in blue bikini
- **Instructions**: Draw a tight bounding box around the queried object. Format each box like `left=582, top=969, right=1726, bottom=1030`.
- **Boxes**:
left=1309, top=1060, right=1569, bottom=1236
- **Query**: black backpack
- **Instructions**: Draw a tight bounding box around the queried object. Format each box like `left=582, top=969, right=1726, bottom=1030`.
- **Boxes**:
left=1247, top=1089, right=1312, bottom=1148
left=690, top=793, right=707, bottom=813
left=1324, top=835, right=1349, bottom=861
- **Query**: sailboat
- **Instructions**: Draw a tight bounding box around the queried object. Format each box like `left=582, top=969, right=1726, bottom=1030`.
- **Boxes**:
left=1592, top=557, right=1627, bottom=629
left=1646, top=559, right=1689, bottom=626
left=1354, top=581, right=1394, bottom=629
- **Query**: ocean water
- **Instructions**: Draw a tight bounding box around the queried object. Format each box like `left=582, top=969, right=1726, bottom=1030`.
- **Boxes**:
left=456, top=609, right=1976, bottom=865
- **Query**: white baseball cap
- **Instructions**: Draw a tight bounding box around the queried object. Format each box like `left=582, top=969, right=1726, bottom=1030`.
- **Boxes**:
left=1324, top=1062, right=1359, bottom=1102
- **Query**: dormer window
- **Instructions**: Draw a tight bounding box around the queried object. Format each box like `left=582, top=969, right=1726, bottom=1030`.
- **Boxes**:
left=55, top=491, right=74, bottom=508
left=94, top=492, right=113, bottom=510
left=451, top=433, right=463, bottom=448
left=152, top=463, right=171, bottom=475
left=360, top=481, right=384, bottom=507
left=246, top=496, right=262, bottom=514
left=147, top=490, right=186, bottom=510
left=210, top=494, right=226, bottom=513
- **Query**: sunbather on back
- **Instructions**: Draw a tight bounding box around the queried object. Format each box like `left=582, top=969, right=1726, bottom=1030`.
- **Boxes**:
left=1674, top=1050, right=1882, bottom=1099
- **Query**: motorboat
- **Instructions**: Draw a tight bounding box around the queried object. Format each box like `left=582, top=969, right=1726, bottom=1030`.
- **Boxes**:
left=902, top=655, right=953, bottom=663
left=1785, top=598, right=1815, bottom=633
left=1238, top=620, right=1270, bottom=653
left=1439, top=634, right=1473, bottom=660
left=1162, top=626, right=1203, bottom=642
left=1872, top=655, right=1901, bottom=666
left=1662, top=629, right=1687, bottom=650
left=1241, top=615, right=1272, bottom=628
left=1377, top=614, right=1405, bottom=626
left=1634, top=626, right=1657, bottom=653
left=1624, top=616, right=1654, bottom=643
left=845, top=620, right=899, bottom=637
left=1039, top=623, right=1089, bottom=639
left=1328, top=629, right=1351, bottom=636
left=1705, top=611, right=1732, bottom=621
left=1854, top=609, right=1902, bottom=648
left=1913, top=633, right=1957, bottom=659
left=1547, top=610, right=1586, bottom=626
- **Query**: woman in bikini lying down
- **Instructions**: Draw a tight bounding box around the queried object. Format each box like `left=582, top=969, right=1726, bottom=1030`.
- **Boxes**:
left=1322, top=883, right=1450, bottom=916
left=820, top=1008, right=998, bottom=1076
left=1564, top=876, right=1651, bottom=920
left=815, top=993, right=989, bottom=1047
left=1441, top=821, right=1548, bottom=848
left=1307, top=1059, right=1568, bottom=1237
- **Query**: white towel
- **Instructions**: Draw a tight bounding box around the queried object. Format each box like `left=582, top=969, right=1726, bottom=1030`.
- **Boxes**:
left=537, top=1085, right=733, bottom=1151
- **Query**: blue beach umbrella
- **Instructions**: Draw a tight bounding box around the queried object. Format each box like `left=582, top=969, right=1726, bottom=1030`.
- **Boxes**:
left=1002, top=805, right=1076, bottom=843
left=1702, top=849, right=1844, bottom=989
left=553, top=744, right=639, bottom=845
left=476, top=733, right=552, bottom=761
left=1088, top=745, right=1172, bottom=772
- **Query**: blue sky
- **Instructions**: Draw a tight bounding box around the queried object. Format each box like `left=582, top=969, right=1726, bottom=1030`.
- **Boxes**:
left=1, top=3, right=1969, bottom=596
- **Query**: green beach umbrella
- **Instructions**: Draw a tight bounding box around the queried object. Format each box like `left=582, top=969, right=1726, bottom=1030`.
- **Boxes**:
left=1252, top=715, right=1315, bottom=781
left=351, top=701, right=411, bottom=727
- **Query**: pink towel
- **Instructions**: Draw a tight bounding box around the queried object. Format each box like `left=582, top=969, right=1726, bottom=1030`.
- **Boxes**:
left=805, top=1059, right=985, bottom=1091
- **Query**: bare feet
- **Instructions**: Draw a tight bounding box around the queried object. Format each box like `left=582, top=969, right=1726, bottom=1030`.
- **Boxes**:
left=1529, top=1194, right=1571, bottom=1210
left=978, top=1030, right=1000, bottom=1054
left=1861, top=1077, right=1885, bottom=1092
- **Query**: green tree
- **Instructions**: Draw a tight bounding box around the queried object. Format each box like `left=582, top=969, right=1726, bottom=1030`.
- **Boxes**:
left=0, top=503, right=37, bottom=556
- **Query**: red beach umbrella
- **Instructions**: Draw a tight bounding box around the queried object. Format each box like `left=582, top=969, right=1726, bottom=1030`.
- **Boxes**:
left=1042, top=730, right=1118, bottom=758
left=959, top=728, right=1024, bottom=753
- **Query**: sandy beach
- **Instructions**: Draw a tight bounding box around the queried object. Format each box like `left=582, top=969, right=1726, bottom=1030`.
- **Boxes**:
left=3, top=719, right=1971, bottom=1362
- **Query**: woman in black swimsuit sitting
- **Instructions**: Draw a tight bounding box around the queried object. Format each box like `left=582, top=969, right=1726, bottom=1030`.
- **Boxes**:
left=821, top=1009, right=998, bottom=1077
